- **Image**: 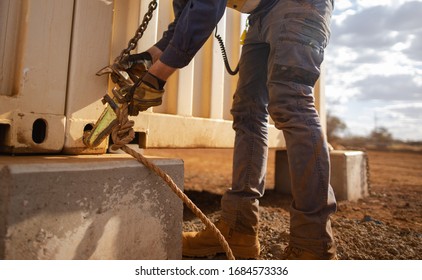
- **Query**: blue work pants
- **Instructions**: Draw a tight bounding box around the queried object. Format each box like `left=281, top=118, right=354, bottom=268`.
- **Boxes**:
left=221, top=0, right=337, bottom=256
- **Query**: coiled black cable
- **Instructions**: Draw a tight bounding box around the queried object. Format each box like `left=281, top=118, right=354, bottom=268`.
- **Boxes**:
left=214, top=27, right=239, bottom=76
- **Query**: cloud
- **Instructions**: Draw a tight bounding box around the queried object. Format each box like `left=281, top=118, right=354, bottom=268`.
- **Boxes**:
left=332, top=8, right=397, bottom=49
left=404, top=30, right=422, bottom=62
left=382, top=103, right=422, bottom=119
left=325, top=1, right=422, bottom=140
left=387, top=1, right=422, bottom=31
left=394, top=108, right=422, bottom=122
left=331, top=1, right=422, bottom=59
left=353, top=74, right=422, bottom=101
left=352, top=49, right=384, bottom=64
left=379, top=103, right=422, bottom=140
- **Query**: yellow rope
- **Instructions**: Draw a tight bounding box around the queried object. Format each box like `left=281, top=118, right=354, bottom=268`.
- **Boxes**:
left=110, top=103, right=235, bottom=260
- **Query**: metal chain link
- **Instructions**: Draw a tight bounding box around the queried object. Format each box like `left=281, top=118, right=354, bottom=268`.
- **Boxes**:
left=115, top=0, right=158, bottom=63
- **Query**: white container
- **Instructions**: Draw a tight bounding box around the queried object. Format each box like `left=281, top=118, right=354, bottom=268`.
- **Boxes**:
left=62, top=0, right=114, bottom=154
left=0, top=0, right=74, bottom=153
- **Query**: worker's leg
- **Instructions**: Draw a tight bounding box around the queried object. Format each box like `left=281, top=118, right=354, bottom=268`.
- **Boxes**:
left=182, top=15, right=269, bottom=259
left=221, top=29, right=270, bottom=235
left=265, top=0, right=337, bottom=258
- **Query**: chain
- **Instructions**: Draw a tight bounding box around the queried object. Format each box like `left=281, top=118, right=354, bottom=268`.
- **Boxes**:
left=115, top=0, right=158, bottom=63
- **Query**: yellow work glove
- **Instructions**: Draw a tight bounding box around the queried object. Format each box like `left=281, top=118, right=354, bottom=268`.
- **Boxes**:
left=128, top=72, right=165, bottom=116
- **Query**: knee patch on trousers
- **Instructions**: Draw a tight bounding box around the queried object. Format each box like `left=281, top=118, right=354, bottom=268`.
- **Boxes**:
left=272, top=64, right=320, bottom=87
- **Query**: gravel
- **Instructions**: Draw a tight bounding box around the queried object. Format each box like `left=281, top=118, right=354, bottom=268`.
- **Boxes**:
left=183, top=207, right=422, bottom=260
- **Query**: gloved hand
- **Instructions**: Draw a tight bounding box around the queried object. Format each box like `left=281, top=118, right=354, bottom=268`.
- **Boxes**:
left=109, top=52, right=153, bottom=88
left=120, top=52, right=152, bottom=81
left=128, top=72, right=165, bottom=116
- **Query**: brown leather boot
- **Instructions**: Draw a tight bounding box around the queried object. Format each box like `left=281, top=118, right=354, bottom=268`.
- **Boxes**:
left=182, top=220, right=260, bottom=259
left=282, top=245, right=337, bottom=260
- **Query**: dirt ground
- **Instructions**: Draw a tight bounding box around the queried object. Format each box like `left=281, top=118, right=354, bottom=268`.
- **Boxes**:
left=144, top=148, right=422, bottom=260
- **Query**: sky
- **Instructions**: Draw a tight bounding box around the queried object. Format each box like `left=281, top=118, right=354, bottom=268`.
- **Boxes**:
left=324, top=0, right=422, bottom=141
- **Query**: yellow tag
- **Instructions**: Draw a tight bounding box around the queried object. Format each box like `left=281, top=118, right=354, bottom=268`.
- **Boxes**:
left=240, top=29, right=247, bottom=45
left=240, top=19, right=249, bottom=45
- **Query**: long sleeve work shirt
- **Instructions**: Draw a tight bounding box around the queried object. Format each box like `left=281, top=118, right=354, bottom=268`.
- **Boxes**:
left=154, top=0, right=228, bottom=68
left=154, top=0, right=276, bottom=68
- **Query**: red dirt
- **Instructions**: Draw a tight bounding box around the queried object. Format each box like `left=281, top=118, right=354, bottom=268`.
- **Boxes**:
left=144, top=148, right=422, bottom=259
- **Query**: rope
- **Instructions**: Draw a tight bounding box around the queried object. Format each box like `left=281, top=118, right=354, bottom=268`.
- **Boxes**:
left=110, top=103, right=235, bottom=260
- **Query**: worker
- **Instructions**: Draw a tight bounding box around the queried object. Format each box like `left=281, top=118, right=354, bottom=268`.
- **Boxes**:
left=117, top=0, right=337, bottom=260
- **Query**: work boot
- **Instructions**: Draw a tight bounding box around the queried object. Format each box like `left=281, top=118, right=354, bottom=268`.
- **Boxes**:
left=282, top=245, right=337, bottom=260
left=182, top=220, right=260, bottom=259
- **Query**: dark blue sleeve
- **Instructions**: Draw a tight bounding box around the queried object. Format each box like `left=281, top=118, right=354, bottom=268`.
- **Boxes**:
left=154, top=0, right=189, bottom=53
left=154, top=0, right=227, bottom=68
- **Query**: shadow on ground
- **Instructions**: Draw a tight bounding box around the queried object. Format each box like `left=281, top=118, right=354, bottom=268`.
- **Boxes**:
left=183, top=189, right=292, bottom=222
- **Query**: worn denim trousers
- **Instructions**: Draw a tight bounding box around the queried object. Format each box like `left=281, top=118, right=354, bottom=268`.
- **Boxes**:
left=221, top=0, right=337, bottom=256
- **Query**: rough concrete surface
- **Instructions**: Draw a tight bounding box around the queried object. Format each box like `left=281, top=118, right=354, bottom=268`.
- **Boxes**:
left=0, top=154, right=184, bottom=260
left=275, top=149, right=369, bottom=201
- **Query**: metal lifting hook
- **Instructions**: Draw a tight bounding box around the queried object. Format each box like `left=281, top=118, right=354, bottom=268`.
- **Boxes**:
left=83, top=0, right=158, bottom=148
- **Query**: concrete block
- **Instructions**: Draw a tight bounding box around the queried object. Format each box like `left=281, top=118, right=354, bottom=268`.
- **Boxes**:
left=0, top=154, right=184, bottom=260
left=274, top=149, right=369, bottom=201
left=330, top=150, right=369, bottom=201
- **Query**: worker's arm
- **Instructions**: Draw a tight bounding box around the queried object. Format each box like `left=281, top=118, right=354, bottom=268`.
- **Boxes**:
left=154, top=0, right=228, bottom=69
left=127, top=0, right=227, bottom=115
